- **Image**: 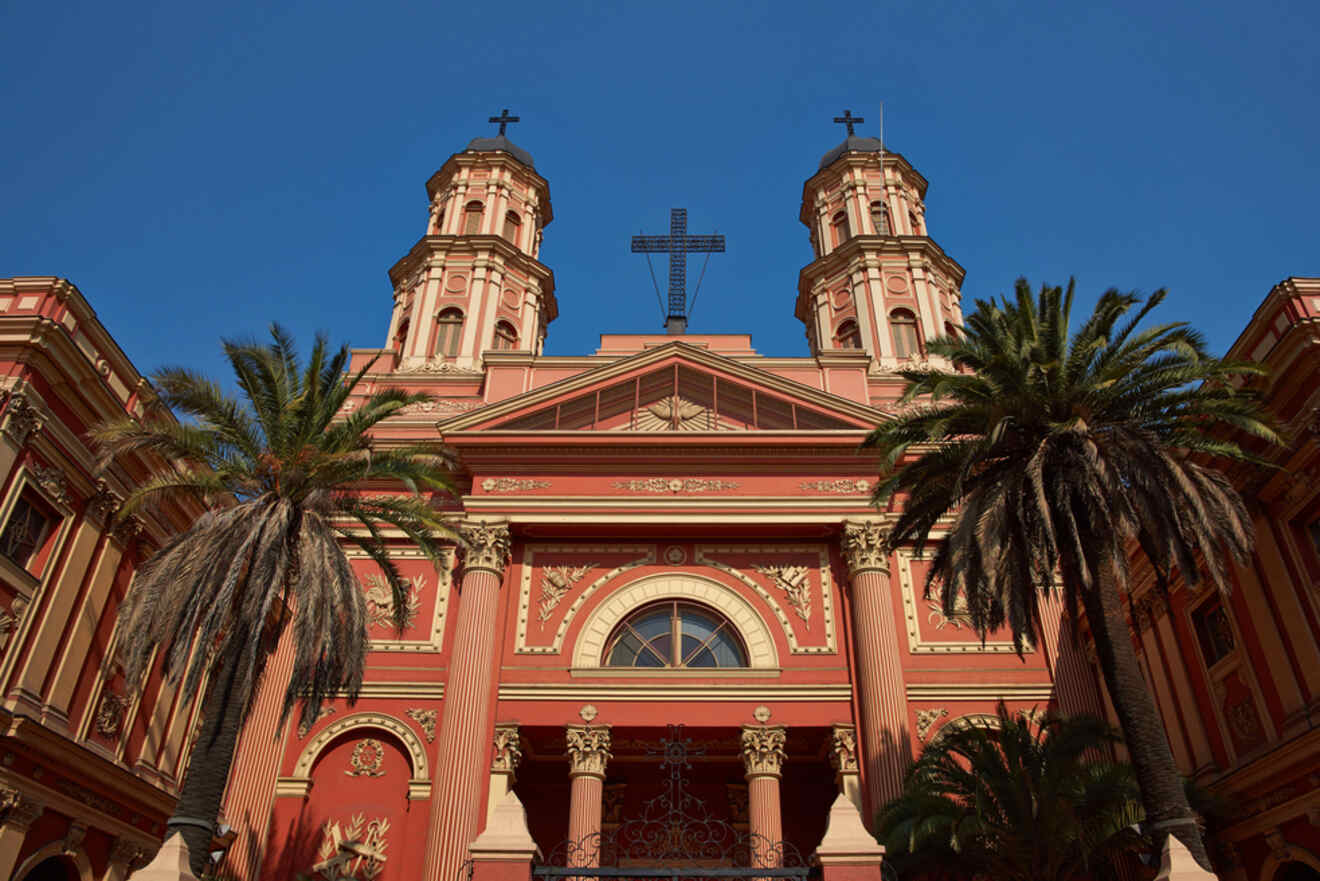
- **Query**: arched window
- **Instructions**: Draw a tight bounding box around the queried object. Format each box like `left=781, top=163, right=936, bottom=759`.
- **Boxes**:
left=870, top=201, right=890, bottom=234
left=831, top=210, right=851, bottom=247
left=435, top=308, right=464, bottom=357
left=502, top=211, right=522, bottom=246
left=604, top=601, right=748, bottom=668
left=492, top=320, right=519, bottom=351
left=908, top=211, right=921, bottom=235
left=463, top=201, right=484, bottom=236
left=835, top=319, right=862, bottom=349
left=393, top=318, right=410, bottom=353
left=890, top=309, right=921, bottom=359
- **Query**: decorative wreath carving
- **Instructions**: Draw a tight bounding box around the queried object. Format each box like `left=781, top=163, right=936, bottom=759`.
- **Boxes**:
left=346, top=739, right=386, bottom=777
left=293, top=713, right=428, bottom=782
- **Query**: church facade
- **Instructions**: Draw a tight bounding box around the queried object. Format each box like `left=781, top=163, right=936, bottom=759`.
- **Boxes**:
left=0, top=122, right=1316, bottom=881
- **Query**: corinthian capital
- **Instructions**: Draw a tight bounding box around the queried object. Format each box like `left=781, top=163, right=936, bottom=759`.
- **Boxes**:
left=829, top=724, right=858, bottom=774
left=492, top=723, right=524, bottom=774
left=459, top=521, right=512, bottom=575
left=740, top=725, right=787, bottom=778
left=566, top=724, right=612, bottom=779
left=841, top=520, right=889, bottom=576
left=0, top=786, right=44, bottom=829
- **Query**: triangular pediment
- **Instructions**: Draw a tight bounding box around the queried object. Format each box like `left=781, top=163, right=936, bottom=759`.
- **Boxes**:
left=439, top=342, right=880, bottom=433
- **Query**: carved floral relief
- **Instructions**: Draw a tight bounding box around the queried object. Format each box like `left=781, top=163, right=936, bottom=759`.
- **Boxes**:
left=312, top=814, right=389, bottom=880
left=538, top=563, right=596, bottom=622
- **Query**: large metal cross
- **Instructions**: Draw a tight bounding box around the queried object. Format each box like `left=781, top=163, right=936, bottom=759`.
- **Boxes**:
left=631, top=208, right=725, bottom=334
left=833, top=109, right=864, bottom=136
left=488, top=108, right=520, bottom=136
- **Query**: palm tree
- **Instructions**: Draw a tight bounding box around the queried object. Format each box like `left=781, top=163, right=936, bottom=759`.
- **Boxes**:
left=878, top=705, right=1144, bottom=881
left=865, top=279, right=1277, bottom=869
left=94, top=326, right=459, bottom=875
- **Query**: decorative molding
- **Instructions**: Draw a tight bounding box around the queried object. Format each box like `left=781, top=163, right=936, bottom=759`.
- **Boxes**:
left=399, top=398, right=482, bottom=416
left=537, top=562, right=595, bottom=622
left=108, top=837, right=151, bottom=869
left=612, top=478, right=740, bottom=493
left=740, top=725, right=787, bottom=778
left=110, top=516, right=143, bottom=546
left=362, top=573, right=423, bottom=631
left=1, top=392, right=44, bottom=446
left=29, top=464, right=70, bottom=509
left=94, top=691, right=128, bottom=738
left=800, top=479, right=871, bottom=495
left=346, top=738, right=386, bottom=777
left=914, top=708, right=949, bottom=741
left=400, top=359, right=482, bottom=375
left=63, top=820, right=87, bottom=853
left=481, top=477, right=550, bottom=493
left=87, top=479, right=123, bottom=525
left=926, top=598, right=973, bottom=631
left=906, top=683, right=1053, bottom=700
left=841, top=520, right=888, bottom=575
left=697, top=545, right=837, bottom=654
left=566, top=724, right=612, bottom=778
left=406, top=708, right=436, bottom=743
left=345, top=547, right=453, bottom=653
left=897, top=548, right=1025, bottom=654
left=829, top=724, right=858, bottom=773
left=515, top=544, right=655, bottom=655
left=0, top=785, right=44, bottom=827
left=460, top=521, right=512, bottom=575
left=293, top=713, right=429, bottom=782
left=297, top=705, right=336, bottom=738
left=754, top=564, right=813, bottom=623
left=492, top=723, right=523, bottom=774
left=0, top=595, right=28, bottom=653
left=313, top=813, right=389, bottom=880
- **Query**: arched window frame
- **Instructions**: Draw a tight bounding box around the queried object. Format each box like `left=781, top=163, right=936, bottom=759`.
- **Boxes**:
left=835, top=319, right=862, bottom=350
left=435, top=308, right=464, bottom=357
left=502, top=210, right=522, bottom=247
left=870, top=201, right=891, bottom=235
left=393, top=317, right=411, bottom=354
left=492, top=320, right=519, bottom=351
left=890, top=308, right=922, bottom=359
left=462, top=201, right=484, bottom=236
left=603, top=600, right=749, bottom=669
left=831, top=210, right=851, bottom=248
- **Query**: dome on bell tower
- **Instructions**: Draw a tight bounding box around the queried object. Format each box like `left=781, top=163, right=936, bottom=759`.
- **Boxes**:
left=818, top=135, right=884, bottom=170
left=463, top=134, right=535, bottom=169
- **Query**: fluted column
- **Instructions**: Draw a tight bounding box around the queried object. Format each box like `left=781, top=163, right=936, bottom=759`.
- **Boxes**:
left=828, top=723, right=862, bottom=809
left=566, top=724, right=612, bottom=867
left=425, top=522, right=512, bottom=881
left=1037, top=588, right=1105, bottom=720
left=741, top=725, right=786, bottom=868
left=0, top=787, right=44, bottom=880
left=841, top=520, right=910, bottom=824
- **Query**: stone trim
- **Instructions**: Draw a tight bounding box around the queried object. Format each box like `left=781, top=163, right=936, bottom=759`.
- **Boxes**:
left=290, top=712, right=430, bottom=798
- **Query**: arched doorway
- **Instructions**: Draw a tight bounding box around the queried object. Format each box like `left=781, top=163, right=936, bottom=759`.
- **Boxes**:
left=19, top=856, right=79, bottom=881
left=1276, top=863, right=1320, bottom=881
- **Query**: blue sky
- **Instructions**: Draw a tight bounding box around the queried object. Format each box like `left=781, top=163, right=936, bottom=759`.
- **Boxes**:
left=2, top=0, right=1316, bottom=381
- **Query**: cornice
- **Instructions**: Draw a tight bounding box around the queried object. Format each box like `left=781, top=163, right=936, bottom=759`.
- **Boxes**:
left=796, top=236, right=967, bottom=316
left=799, top=150, right=929, bottom=210
left=426, top=152, right=553, bottom=224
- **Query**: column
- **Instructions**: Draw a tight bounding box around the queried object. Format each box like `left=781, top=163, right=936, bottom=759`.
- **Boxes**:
left=565, top=724, right=612, bottom=867
left=1037, top=588, right=1105, bottom=720
left=840, top=520, right=911, bottom=824
left=740, top=724, right=786, bottom=868
left=424, top=521, right=512, bottom=881
left=487, top=723, right=524, bottom=826
left=828, top=724, right=862, bottom=810
left=0, top=787, right=44, bottom=880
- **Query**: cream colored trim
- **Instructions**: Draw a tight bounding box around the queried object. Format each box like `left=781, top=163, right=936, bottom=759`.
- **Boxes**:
left=695, top=545, right=837, bottom=654
left=0, top=771, right=156, bottom=849
left=498, top=682, right=851, bottom=701
left=515, top=544, right=655, bottom=654
left=333, top=682, right=446, bottom=699
left=896, top=548, right=1027, bottom=654
left=467, top=511, right=868, bottom=524
left=905, top=683, right=1054, bottom=700
left=568, top=667, right=782, bottom=678
left=343, top=547, right=453, bottom=653
left=292, top=712, right=429, bottom=780
left=274, top=777, right=311, bottom=798
left=10, top=838, right=95, bottom=881
left=569, top=572, right=779, bottom=669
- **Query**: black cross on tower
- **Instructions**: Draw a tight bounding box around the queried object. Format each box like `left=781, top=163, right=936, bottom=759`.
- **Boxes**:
left=833, top=109, right=864, bottom=136
left=631, top=209, right=725, bottom=334
left=488, top=108, right=520, bottom=136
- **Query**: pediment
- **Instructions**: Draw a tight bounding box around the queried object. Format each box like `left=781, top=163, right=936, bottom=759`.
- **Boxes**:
left=439, top=343, right=880, bottom=433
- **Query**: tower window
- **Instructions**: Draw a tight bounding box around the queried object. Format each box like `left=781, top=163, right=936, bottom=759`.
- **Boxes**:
left=604, top=601, right=748, bottom=668
left=436, top=308, right=464, bottom=357
left=908, top=211, right=921, bottom=235
left=1, top=493, right=55, bottom=571
left=831, top=210, right=851, bottom=247
left=890, top=309, right=921, bottom=359
left=463, top=201, right=484, bottom=236
left=393, top=318, right=410, bottom=353
left=870, top=201, right=891, bottom=235
left=835, top=319, right=862, bottom=349
left=492, top=320, right=519, bottom=351
left=502, top=211, right=522, bottom=246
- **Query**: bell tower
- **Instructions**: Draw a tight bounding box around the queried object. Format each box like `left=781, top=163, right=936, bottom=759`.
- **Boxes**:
left=796, top=112, right=965, bottom=368
left=384, top=111, right=557, bottom=372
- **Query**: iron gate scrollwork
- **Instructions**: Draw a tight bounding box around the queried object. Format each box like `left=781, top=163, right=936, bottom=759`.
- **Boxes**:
left=534, top=726, right=810, bottom=881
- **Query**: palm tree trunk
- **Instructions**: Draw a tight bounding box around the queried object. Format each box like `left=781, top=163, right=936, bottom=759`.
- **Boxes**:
left=1077, top=560, right=1212, bottom=871
left=166, top=655, right=251, bottom=877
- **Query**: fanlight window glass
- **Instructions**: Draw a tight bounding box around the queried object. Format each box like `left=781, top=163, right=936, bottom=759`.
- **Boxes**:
left=605, top=601, right=748, bottom=668
left=463, top=201, right=484, bottom=235
left=890, top=309, right=921, bottom=359
left=436, top=308, right=464, bottom=357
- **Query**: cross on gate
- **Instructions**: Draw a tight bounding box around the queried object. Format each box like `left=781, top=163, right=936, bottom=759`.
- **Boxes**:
left=631, top=209, right=725, bottom=334
left=488, top=108, right=520, bottom=136
left=833, top=109, right=864, bottom=136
